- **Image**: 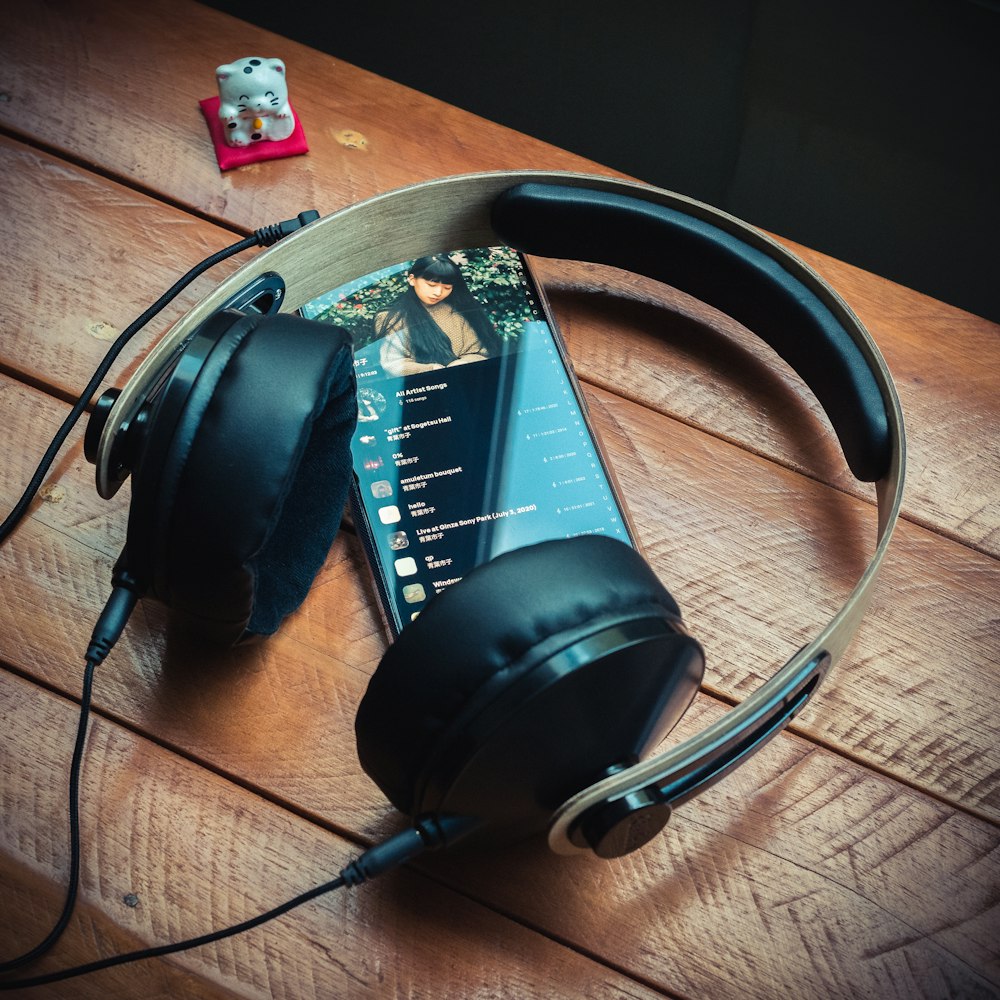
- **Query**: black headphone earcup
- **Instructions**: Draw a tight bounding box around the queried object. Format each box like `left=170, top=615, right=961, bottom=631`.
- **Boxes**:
left=125, top=310, right=357, bottom=644
left=355, top=535, right=704, bottom=842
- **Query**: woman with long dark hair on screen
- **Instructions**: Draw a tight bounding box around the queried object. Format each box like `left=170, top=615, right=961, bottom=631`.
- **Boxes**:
left=376, top=255, right=503, bottom=375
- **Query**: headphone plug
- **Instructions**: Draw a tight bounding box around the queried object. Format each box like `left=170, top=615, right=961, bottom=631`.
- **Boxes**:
left=85, top=559, right=141, bottom=666
left=339, top=814, right=480, bottom=887
left=253, top=211, right=321, bottom=248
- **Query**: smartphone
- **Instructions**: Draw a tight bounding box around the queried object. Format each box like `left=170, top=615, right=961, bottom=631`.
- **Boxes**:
left=300, top=246, right=636, bottom=637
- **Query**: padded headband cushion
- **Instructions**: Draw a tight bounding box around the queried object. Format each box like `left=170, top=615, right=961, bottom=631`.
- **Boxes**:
left=491, top=182, right=891, bottom=483
left=127, top=310, right=357, bottom=644
left=355, top=535, right=684, bottom=815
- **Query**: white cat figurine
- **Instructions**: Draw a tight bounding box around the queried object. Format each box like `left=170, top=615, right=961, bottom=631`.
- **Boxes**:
left=215, top=57, right=295, bottom=147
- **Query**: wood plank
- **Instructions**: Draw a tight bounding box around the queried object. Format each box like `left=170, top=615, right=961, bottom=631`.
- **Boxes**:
left=0, top=0, right=614, bottom=225
left=770, top=235, right=1000, bottom=554
left=2, top=378, right=998, bottom=993
left=530, top=256, right=1000, bottom=557
left=4, top=2, right=998, bottom=996
left=2, top=454, right=997, bottom=1000
left=2, top=541, right=997, bottom=998
left=425, top=695, right=1000, bottom=1000
left=2, top=364, right=997, bottom=822
left=585, top=385, right=1000, bottom=821
left=3, top=110, right=998, bottom=564
left=0, top=134, right=246, bottom=403
left=1, top=670, right=668, bottom=1000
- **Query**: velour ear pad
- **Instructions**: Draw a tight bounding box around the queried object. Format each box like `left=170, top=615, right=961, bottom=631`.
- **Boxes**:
left=355, top=535, right=705, bottom=832
left=125, top=309, right=357, bottom=644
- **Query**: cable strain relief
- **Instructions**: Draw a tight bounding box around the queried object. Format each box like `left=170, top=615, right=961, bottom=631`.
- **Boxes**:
left=253, top=210, right=320, bottom=247
left=339, top=828, right=425, bottom=888
left=339, top=815, right=480, bottom=888
left=253, top=224, right=283, bottom=248
left=85, top=565, right=141, bottom=666
left=414, top=813, right=481, bottom=850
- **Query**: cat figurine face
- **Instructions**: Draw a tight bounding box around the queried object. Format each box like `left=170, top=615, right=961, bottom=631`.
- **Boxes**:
left=215, top=57, right=295, bottom=147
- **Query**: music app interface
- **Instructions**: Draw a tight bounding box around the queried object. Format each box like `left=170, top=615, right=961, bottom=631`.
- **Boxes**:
left=302, top=248, right=632, bottom=634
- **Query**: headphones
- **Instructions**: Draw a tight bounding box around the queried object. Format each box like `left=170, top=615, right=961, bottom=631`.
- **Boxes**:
left=86, top=171, right=905, bottom=861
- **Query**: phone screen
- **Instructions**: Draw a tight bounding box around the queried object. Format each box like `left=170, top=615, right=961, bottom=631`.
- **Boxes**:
left=301, top=246, right=634, bottom=636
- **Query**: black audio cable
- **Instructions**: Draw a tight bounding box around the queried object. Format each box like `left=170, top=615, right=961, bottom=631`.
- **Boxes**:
left=0, top=211, right=318, bottom=547
left=0, top=211, right=320, bottom=978
left=0, top=815, right=477, bottom=990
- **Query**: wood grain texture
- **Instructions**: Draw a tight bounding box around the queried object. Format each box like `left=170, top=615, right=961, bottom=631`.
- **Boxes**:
left=0, top=135, right=245, bottom=403
left=530, top=255, right=1000, bottom=557
left=2, top=465, right=997, bottom=996
left=0, top=372, right=998, bottom=998
left=426, top=696, right=1000, bottom=1000
left=0, top=133, right=994, bottom=572
left=3, top=570, right=997, bottom=1000
left=1, top=0, right=999, bottom=997
left=0, top=0, right=614, bottom=225
left=1, top=672, right=668, bottom=1000
left=2, top=272, right=997, bottom=821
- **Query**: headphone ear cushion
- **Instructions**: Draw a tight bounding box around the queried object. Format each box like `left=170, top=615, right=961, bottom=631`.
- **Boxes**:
left=355, top=535, right=699, bottom=819
left=126, top=311, right=357, bottom=644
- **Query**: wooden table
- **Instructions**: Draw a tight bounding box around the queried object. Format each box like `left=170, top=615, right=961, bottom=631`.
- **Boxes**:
left=1, top=2, right=998, bottom=997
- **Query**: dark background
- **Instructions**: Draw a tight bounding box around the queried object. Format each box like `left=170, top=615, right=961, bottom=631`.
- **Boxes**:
left=203, top=0, right=999, bottom=321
